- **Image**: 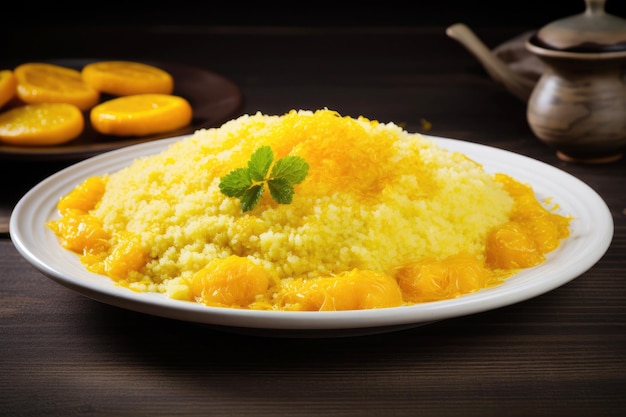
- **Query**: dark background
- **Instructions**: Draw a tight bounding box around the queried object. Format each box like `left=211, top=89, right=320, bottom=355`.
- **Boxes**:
left=3, top=0, right=626, bottom=29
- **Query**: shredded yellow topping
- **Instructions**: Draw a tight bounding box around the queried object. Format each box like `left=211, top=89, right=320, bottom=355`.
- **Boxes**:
left=48, top=109, right=570, bottom=311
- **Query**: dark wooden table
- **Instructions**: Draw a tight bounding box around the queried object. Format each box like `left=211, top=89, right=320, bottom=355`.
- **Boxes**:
left=1, top=22, right=625, bottom=417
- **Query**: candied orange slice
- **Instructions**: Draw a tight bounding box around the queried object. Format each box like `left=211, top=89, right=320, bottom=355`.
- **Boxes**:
left=81, top=61, right=174, bottom=96
left=0, top=69, right=17, bottom=109
left=90, top=93, right=192, bottom=137
left=0, top=103, right=84, bottom=146
left=14, top=63, right=100, bottom=111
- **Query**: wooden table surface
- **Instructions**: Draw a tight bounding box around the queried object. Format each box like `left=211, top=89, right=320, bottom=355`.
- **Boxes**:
left=1, top=21, right=625, bottom=417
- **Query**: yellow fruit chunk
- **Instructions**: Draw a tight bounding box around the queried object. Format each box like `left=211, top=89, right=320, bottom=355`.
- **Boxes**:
left=14, top=63, right=100, bottom=111
left=0, top=103, right=84, bottom=146
left=103, top=232, right=148, bottom=281
left=487, top=173, right=571, bottom=270
left=81, top=61, right=174, bottom=96
left=0, top=70, right=17, bottom=109
left=191, top=255, right=275, bottom=308
left=57, top=176, right=107, bottom=214
left=395, top=253, right=494, bottom=303
left=90, top=93, right=192, bottom=137
left=47, top=210, right=110, bottom=255
left=277, top=270, right=404, bottom=311
left=486, top=221, right=544, bottom=269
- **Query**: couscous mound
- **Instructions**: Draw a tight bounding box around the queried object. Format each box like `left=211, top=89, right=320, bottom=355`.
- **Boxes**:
left=48, top=109, right=570, bottom=311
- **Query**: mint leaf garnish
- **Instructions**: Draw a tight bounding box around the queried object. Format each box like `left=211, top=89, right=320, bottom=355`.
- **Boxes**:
left=247, top=146, right=273, bottom=181
left=240, top=184, right=265, bottom=212
left=219, top=146, right=309, bottom=212
left=219, top=168, right=252, bottom=197
left=270, top=155, right=309, bottom=185
left=268, top=177, right=295, bottom=204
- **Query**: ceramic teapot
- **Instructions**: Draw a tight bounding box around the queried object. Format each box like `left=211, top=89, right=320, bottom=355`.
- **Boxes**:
left=447, top=0, right=626, bottom=163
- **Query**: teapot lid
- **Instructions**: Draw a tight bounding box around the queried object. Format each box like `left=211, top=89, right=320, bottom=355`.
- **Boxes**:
left=530, top=0, right=626, bottom=53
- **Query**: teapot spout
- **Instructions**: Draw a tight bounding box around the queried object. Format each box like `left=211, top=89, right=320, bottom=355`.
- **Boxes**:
left=446, top=23, right=536, bottom=102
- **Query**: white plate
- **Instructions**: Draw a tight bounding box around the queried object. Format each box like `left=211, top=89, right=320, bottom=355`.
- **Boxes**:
left=9, top=135, right=614, bottom=337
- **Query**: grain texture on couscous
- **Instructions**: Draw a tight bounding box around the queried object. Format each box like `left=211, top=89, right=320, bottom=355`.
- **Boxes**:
left=49, top=109, right=570, bottom=311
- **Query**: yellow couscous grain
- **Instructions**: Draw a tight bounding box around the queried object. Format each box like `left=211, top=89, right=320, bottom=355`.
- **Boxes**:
left=48, top=109, right=570, bottom=310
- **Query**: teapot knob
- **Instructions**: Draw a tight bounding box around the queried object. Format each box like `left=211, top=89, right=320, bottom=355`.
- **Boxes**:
left=532, top=0, right=626, bottom=52
left=585, top=0, right=606, bottom=14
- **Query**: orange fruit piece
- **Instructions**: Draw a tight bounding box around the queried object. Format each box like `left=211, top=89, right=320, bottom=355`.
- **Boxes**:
left=0, top=69, right=17, bottom=109
left=14, top=63, right=100, bottom=111
left=47, top=210, right=110, bottom=255
left=276, top=269, right=404, bottom=311
left=103, top=231, right=148, bottom=281
left=486, top=221, right=544, bottom=270
left=82, top=61, right=174, bottom=96
left=0, top=103, right=84, bottom=146
left=190, top=255, right=274, bottom=308
left=303, top=270, right=404, bottom=311
left=57, top=176, right=107, bottom=214
left=395, top=253, right=494, bottom=303
left=90, top=93, right=192, bottom=137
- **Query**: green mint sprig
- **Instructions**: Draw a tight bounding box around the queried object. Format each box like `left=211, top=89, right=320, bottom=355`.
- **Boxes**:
left=219, top=146, right=309, bottom=212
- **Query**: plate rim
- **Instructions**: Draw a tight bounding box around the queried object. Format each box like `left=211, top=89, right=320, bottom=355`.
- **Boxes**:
left=9, top=134, right=615, bottom=332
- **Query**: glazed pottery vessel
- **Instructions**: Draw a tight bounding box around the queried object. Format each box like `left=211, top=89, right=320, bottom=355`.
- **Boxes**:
left=448, top=0, right=626, bottom=163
